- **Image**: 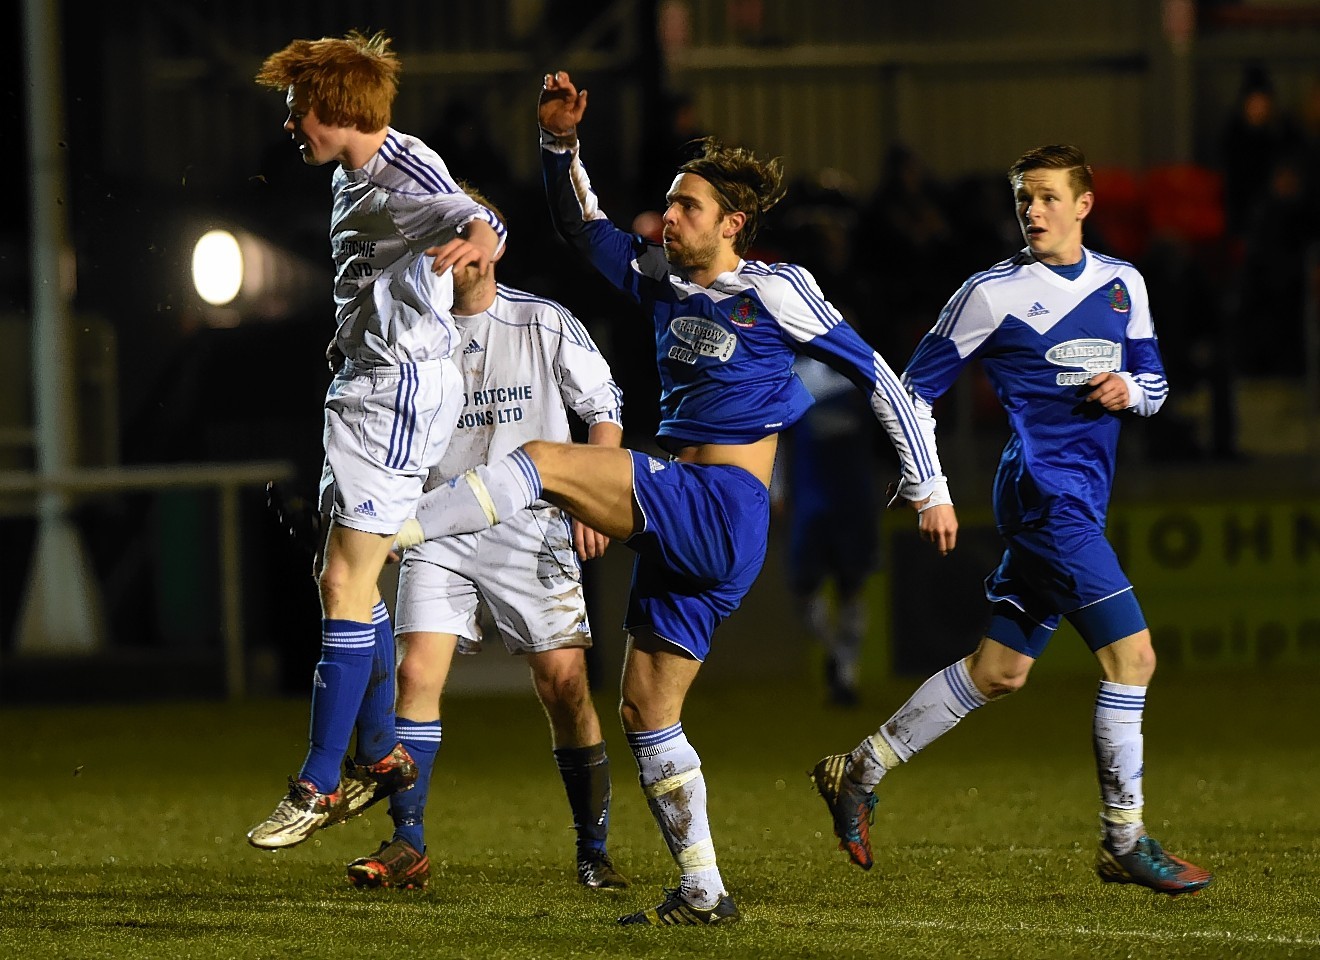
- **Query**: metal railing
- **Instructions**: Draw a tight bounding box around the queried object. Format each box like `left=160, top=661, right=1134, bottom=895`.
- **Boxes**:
left=1, top=461, right=294, bottom=700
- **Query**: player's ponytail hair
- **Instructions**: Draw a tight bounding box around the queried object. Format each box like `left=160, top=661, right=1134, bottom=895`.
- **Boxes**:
left=256, top=30, right=400, bottom=133
left=1007, top=144, right=1095, bottom=200
left=679, top=137, right=786, bottom=256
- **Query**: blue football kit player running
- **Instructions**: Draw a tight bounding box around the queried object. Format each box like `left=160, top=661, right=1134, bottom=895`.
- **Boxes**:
left=393, top=71, right=957, bottom=925
left=246, top=31, right=505, bottom=850
left=811, top=145, right=1213, bottom=895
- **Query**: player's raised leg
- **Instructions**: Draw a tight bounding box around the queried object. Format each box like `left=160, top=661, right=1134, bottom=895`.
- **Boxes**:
left=401, top=441, right=639, bottom=545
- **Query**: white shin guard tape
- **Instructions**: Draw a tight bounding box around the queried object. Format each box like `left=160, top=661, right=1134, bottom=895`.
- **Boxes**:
left=642, top=766, right=701, bottom=800
left=1102, top=805, right=1145, bottom=825
left=676, top=837, right=718, bottom=872
left=464, top=469, right=500, bottom=526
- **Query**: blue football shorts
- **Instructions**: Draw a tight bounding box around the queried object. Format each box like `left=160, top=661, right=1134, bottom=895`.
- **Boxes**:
left=623, top=452, right=770, bottom=661
left=983, top=508, right=1147, bottom=659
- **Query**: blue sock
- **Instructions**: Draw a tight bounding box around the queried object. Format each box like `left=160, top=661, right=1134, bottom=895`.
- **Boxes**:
left=390, top=717, right=442, bottom=851
left=353, top=602, right=396, bottom=765
left=298, top=619, right=375, bottom=793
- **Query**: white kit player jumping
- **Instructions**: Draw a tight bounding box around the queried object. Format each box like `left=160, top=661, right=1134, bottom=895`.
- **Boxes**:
left=340, top=189, right=630, bottom=892
left=247, top=31, right=505, bottom=850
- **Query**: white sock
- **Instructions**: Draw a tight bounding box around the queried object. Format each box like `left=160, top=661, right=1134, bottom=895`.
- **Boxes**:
left=850, top=658, right=988, bottom=788
left=627, top=723, right=724, bottom=909
left=834, top=594, right=866, bottom=686
left=1094, top=680, right=1146, bottom=854
left=413, top=447, right=542, bottom=541
left=801, top=591, right=831, bottom=647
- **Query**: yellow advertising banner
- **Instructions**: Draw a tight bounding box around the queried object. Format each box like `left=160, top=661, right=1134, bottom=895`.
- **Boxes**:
left=1107, top=501, right=1320, bottom=668
left=882, top=500, right=1320, bottom=676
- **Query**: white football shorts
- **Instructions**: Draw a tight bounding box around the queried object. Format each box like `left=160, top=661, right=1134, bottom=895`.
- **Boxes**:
left=394, top=503, right=593, bottom=654
left=320, top=358, right=463, bottom=535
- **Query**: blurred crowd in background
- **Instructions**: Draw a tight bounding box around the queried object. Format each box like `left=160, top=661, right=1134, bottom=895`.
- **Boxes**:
left=394, top=62, right=1320, bottom=464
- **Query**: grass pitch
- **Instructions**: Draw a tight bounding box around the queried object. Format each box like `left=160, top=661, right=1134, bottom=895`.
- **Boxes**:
left=2, top=670, right=1317, bottom=959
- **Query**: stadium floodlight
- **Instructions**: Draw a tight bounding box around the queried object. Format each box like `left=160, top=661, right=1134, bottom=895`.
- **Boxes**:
left=188, top=224, right=323, bottom=326
left=192, top=229, right=244, bottom=306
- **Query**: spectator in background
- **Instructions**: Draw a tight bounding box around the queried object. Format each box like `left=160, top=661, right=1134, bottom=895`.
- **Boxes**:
left=770, top=192, right=891, bottom=708
left=774, top=354, right=887, bottom=707
left=1237, top=151, right=1314, bottom=376
left=1220, top=65, right=1318, bottom=378
left=861, top=144, right=961, bottom=345
left=1220, top=64, right=1301, bottom=238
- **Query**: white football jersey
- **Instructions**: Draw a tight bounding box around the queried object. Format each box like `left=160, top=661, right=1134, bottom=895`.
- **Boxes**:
left=330, top=128, right=506, bottom=367
left=431, top=283, right=623, bottom=490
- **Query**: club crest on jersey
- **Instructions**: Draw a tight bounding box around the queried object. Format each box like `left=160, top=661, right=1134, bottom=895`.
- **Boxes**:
left=1108, top=283, right=1130, bottom=313
left=667, top=316, right=737, bottom=365
left=729, top=297, right=758, bottom=328
left=1045, top=338, right=1122, bottom=386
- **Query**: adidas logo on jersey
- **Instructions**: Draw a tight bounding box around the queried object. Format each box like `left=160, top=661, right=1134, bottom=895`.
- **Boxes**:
left=463, top=339, right=484, bottom=355
left=1026, top=301, right=1050, bottom=318
left=646, top=457, right=667, bottom=473
left=313, top=668, right=327, bottom=689
left=353, top=499, right=377, bottom=518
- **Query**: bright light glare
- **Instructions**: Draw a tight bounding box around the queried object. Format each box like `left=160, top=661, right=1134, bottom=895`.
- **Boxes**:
left=192, top=230, right=244, bottom=305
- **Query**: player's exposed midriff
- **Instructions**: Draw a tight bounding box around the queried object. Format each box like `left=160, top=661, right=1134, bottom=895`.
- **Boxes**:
left=674, top=434, right=778, bottom=489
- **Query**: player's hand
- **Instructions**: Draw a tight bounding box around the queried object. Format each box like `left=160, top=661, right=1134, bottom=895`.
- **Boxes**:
left=917, top=502, right=958, bottom=556
left=1084, top=372, right=1130, bottom=411
left=325, top=337, right=345, bottom=374
left=539, top=71, right=587, bottom=137
left=424, top=236, right=492, bottom=278
left=573, top=517, right=610, bottom=561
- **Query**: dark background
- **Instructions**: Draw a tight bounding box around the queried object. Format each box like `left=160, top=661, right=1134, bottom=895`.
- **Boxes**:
left=2, top=0, right=1318, bottom=700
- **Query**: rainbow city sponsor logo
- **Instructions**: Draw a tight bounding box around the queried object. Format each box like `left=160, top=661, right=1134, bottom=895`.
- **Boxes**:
left=667, top=316, right=737, bottom=364
left=1046, top=338, right=1121, bottom=386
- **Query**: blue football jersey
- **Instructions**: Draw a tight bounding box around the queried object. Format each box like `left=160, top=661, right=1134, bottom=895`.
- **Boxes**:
left=903, top=249, right=1167, bottom=531
left=542, top=133, right=943, bottom=499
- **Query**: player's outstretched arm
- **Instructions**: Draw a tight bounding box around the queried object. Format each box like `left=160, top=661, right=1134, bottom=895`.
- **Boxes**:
left=538, top=75, right=655, bottom=301
left=539, top=71, right=588, bottom=140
